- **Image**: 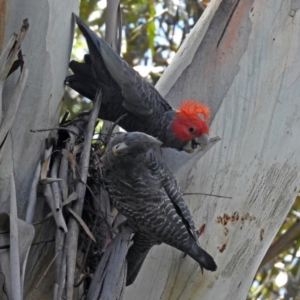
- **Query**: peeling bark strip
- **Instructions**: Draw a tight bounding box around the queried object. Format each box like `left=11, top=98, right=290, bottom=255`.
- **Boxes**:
left=10, top=174, right=22, bottom=300
left=0, top=18, right=29, bottom=81
left=87, top=227, right=133, bottom=300
left=0, top=212, right=35, bottom=300
left=0, top=18, right=29, bottom=165
left=0, top=0, right=7, bottom=52
left=0, top=67, right=28, bottom=146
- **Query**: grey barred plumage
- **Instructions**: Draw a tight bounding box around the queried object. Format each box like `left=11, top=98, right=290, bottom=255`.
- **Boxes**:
left=66, top=15, right=210, bottom=153
left=102, top=132, right=217, bottom=285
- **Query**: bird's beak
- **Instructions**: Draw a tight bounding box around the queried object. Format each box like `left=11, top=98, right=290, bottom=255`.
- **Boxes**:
left=112, top=142, right=129, bottom=156
left=195, top=134, right=209, bottom=150
left=182, top=141, right=195, bottom=153
left=182, top=134, right=209, bottom=153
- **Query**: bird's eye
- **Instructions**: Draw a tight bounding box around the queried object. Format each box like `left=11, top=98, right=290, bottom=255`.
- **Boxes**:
left=188, top=127, right=195, bottom=133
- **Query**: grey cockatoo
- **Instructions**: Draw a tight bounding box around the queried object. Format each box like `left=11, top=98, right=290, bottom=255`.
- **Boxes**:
left=102, top=132, right=217, bottom=285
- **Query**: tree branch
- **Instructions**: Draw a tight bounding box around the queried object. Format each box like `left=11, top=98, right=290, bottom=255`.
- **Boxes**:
left=259, top=220, right=300, bottom=269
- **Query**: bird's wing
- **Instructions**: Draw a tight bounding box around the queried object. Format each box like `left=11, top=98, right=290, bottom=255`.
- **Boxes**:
left=74, top=15, right=172, bottom=119
left=163, top=178, right=199, bottom=242
left=148, top=152, right=199, bottom=242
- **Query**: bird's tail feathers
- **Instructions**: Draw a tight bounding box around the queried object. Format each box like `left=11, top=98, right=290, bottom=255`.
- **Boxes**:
left=126, top=242, right=153, bottom=286
left=65, top=60, right=96, bottom=100
left=74, top=15, right=136, bottom=89
left=189, top=243, right=217, bottom=272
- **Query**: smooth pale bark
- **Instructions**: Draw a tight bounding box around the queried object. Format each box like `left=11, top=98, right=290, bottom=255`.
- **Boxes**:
left=125, top=0, right=300, bottom=299
left=0, top=0, right=77, bottom=298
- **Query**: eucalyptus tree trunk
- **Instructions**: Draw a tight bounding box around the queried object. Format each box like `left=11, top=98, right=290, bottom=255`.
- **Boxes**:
left=125, top=0, right=300, bottom=299
left=0, top=0, right=77, bottom=298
